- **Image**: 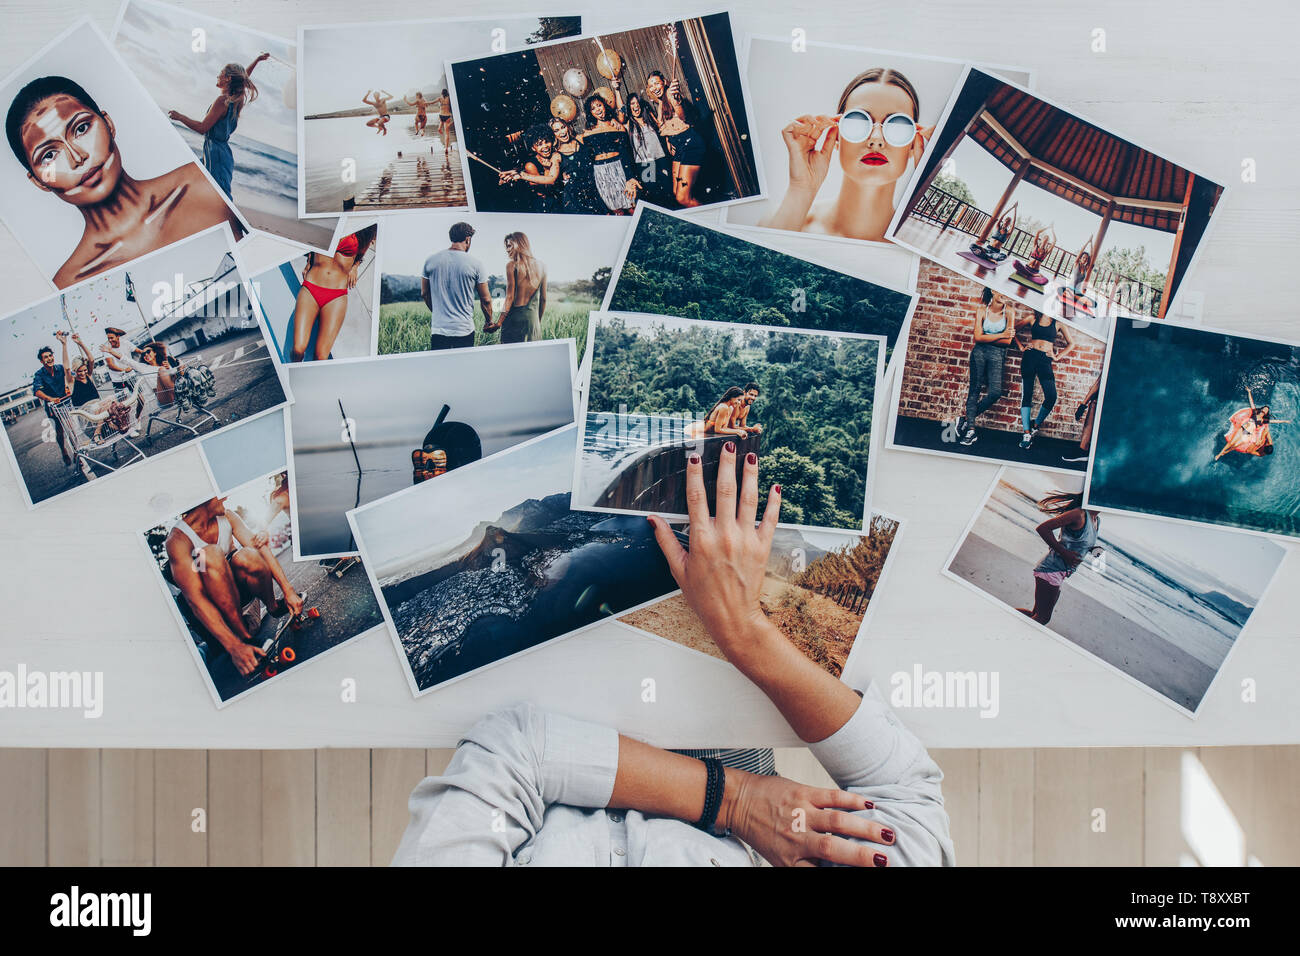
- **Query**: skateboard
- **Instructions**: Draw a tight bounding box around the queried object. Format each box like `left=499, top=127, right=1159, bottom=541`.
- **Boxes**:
left=247, top=591, right=319, bottom=680
left=326, top=555, right=361, bottom=578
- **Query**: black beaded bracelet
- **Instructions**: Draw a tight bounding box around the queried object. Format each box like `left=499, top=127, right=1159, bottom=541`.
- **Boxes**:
left=694, top=757, right=727, bottom=836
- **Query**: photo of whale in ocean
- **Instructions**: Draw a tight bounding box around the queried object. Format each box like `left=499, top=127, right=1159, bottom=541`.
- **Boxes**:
left=348, top=425, right=683, bottom=694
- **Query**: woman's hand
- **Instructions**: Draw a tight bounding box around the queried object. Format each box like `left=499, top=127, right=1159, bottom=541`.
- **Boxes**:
left=167, top=109, right=182, bottom=121
left=721, top=771, right=891, bottom=867
left=779, top=114, right=838, bottom=195
left=347, top=266, right=359, bottom=290
left=648, top=444, right=781, bottom=664
left=624, top=178, right=639, bottom=200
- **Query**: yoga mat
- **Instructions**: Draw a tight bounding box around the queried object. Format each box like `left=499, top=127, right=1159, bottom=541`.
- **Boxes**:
left=957, top=250, right=1002, bottom=270
left=1008, top=270, right=1048, bottom=292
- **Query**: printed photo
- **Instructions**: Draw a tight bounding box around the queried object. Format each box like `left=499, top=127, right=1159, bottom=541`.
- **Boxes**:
left=376, top=211, right=624, bottom=357
left=0, top=225, right=289, bottom=507
left=112, top=0, right=340, bottom=250
left=888, top=67, right=1225, bottom=322
left=574, top=312, right=884, bottom=532
left=143, top=468, right=385, bottom=706
left=285, top=340, right=576, bottom=559
left=450, top=14, right=760, bottom=215
left=200, top=407, right=286, bottom=493
left=1085, top=317, right=1300, bottom=540
left=620, top=513, right=902, bottom=677
left=946, top=466, right=1286, bottom=715
left=604, top=204, right=915, bottom=366
left=0, top=19, right=245, bottom=289
left=298, top=16, right=580, bottom=216
left=886, top=260, right=1107, bottom=473
left=255, top=222, right=378, bottom=363
left=726, top=37, right=1030, bottom=246
left=349, top=425, right=680, bottom=695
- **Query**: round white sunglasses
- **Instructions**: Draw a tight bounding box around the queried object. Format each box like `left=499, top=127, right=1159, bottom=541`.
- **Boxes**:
left=837, top=109, right=918, bottom=148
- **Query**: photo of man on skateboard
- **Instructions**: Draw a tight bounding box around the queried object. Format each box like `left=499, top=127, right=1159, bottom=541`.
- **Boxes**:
left=163, top=494, right=305, bottom=678
left=145, top=468, right=387, bottom=703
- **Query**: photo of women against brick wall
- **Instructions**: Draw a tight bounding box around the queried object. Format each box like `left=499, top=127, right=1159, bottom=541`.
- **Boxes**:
left=886, top=260, right=1106, bottom=473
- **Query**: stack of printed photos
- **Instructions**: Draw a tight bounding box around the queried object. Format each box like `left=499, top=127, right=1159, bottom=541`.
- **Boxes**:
left=0, top=4, right=1277, bottom=722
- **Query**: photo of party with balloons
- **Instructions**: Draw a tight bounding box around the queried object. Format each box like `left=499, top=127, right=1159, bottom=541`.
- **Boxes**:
left=448, top=13, right=762, bottom=215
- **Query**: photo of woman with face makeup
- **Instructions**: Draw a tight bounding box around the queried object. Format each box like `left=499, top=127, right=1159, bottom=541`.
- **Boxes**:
left=728, top=37, right=1032, bottom=247
left=5, top=74, right=244, bottom=288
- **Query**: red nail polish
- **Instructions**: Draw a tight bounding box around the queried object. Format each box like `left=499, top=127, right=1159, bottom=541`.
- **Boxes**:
left=873, top=853, right=888, bottom=867
left=773, top=484, right=782, bottom=494
left=881, top=828, right=894, bottom=844
left=746, top=452, right=757, bottom=465
left=689, top=454, right=700, bottom=464
left=863, top=800, right=874, bottom=810
left=723, top=441, right=735, bottom=453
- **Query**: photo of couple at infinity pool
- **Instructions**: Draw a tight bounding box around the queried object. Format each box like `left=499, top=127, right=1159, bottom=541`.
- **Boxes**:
left=574, top=312, right=885, bottom=532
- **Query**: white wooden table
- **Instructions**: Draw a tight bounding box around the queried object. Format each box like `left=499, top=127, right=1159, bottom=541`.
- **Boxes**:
left=2, top=0, right=1297, bottom=748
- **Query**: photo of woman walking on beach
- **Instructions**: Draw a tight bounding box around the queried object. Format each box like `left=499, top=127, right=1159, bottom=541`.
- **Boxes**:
left=498, top=231, right=546, bottom=343
left=167, top=54, right=269, bottom=198
left=1016, top=489, right=1100, bottom=625
left=290, top=225, right=377, bottom=362
left=3, top=65, right=243, bottom=288
left=946, top=465, right=1285, bottom=714
left=759, top=67, right=930, bottom=241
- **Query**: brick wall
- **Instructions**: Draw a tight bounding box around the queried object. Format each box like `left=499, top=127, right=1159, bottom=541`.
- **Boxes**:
left=898, top=261, right=1108, bottom=440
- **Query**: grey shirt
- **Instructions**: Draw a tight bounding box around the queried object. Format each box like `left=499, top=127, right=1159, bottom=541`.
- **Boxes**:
left=391, top=682, right=956, bottom=867
left=422, top=248, right=486, bottom=338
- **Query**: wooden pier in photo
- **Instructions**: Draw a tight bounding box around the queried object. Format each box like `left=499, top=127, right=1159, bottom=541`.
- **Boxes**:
left=350, top=123, right=466, bottom=211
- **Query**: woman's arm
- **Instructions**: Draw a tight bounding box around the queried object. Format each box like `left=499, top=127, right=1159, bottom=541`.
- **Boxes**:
left=168, top=98, right=226, bottom=134
left=648, top=450, right=952, bottom=865
left=537, top=268, right=547, bottom=321
left=503, top=260, right=516, bottom=311
left=1035, top=509, right=1086, bottom=566
left=1054, top=324, right=1075, bottom=362
left=246, top=52, right=270, bottom=76
left=759, top=115, right=837, bottom=231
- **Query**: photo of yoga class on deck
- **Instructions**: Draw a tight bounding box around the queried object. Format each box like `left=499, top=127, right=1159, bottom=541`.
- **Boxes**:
left=887, top=67, right=1224, bottom=324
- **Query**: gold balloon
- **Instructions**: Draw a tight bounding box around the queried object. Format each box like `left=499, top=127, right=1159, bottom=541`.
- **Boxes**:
left=595, top=48, right=623, bottom=79
left=550, top=93, right=577, bottom=122
left=594, top=86, right=616, bottom=108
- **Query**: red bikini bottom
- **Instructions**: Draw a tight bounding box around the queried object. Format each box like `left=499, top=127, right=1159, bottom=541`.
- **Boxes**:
left=302, top=280, right=348, bottom=308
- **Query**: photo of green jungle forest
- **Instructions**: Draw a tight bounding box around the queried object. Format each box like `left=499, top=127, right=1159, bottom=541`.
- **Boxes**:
left=606, top=207, right=913, bottom=362
left=585, top=314, right=882, bottom=529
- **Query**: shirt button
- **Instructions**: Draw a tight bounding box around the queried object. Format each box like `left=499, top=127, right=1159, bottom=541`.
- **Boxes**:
left=613, top=847, right=626, bottom=857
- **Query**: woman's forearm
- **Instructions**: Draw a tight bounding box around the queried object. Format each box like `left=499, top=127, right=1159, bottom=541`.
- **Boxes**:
left=762, top=185, right=817, bottom=231
left=729, top=618, right=862, bottom=743
left=609, top=735, right=709, bottom=820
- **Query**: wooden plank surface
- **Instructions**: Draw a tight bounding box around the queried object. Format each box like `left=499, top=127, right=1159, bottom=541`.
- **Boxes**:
left=100, top=749, right=154, bottom=866
left=0, top=749, right=47, bottom=865
left=316, top=749, right=371, bottom=866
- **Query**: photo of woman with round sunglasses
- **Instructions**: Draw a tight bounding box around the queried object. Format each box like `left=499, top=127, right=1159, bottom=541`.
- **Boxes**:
left=729, top=39, right=1033, bottom=247
left=757, top=68, right=932, bottom=242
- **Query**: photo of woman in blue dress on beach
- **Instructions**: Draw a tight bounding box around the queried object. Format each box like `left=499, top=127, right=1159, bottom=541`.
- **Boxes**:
left=168, top=53, right=270, bottom=198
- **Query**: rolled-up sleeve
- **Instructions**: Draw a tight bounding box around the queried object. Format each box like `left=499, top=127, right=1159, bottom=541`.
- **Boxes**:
left=391, top=703, right=619, bottom=866
left=810, top=682, right=956, bottom=867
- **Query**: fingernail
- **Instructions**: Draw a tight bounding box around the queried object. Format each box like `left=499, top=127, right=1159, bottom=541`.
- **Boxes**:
left=723, top=441, right=735, bottom=453
left=773, top=484, right=782, bottom=494
left=873, top=853, right=888, bottom=868
left=689, top=454, right=700, bottom=464
left=880, top=828, right=894, bottom=844
left=746, top=452, right=757, bottom=465
left=863, top=800, right=874, bottom=810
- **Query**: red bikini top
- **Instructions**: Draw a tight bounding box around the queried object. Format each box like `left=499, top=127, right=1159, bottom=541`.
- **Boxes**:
left=336, top=234, right=359, bottom=257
